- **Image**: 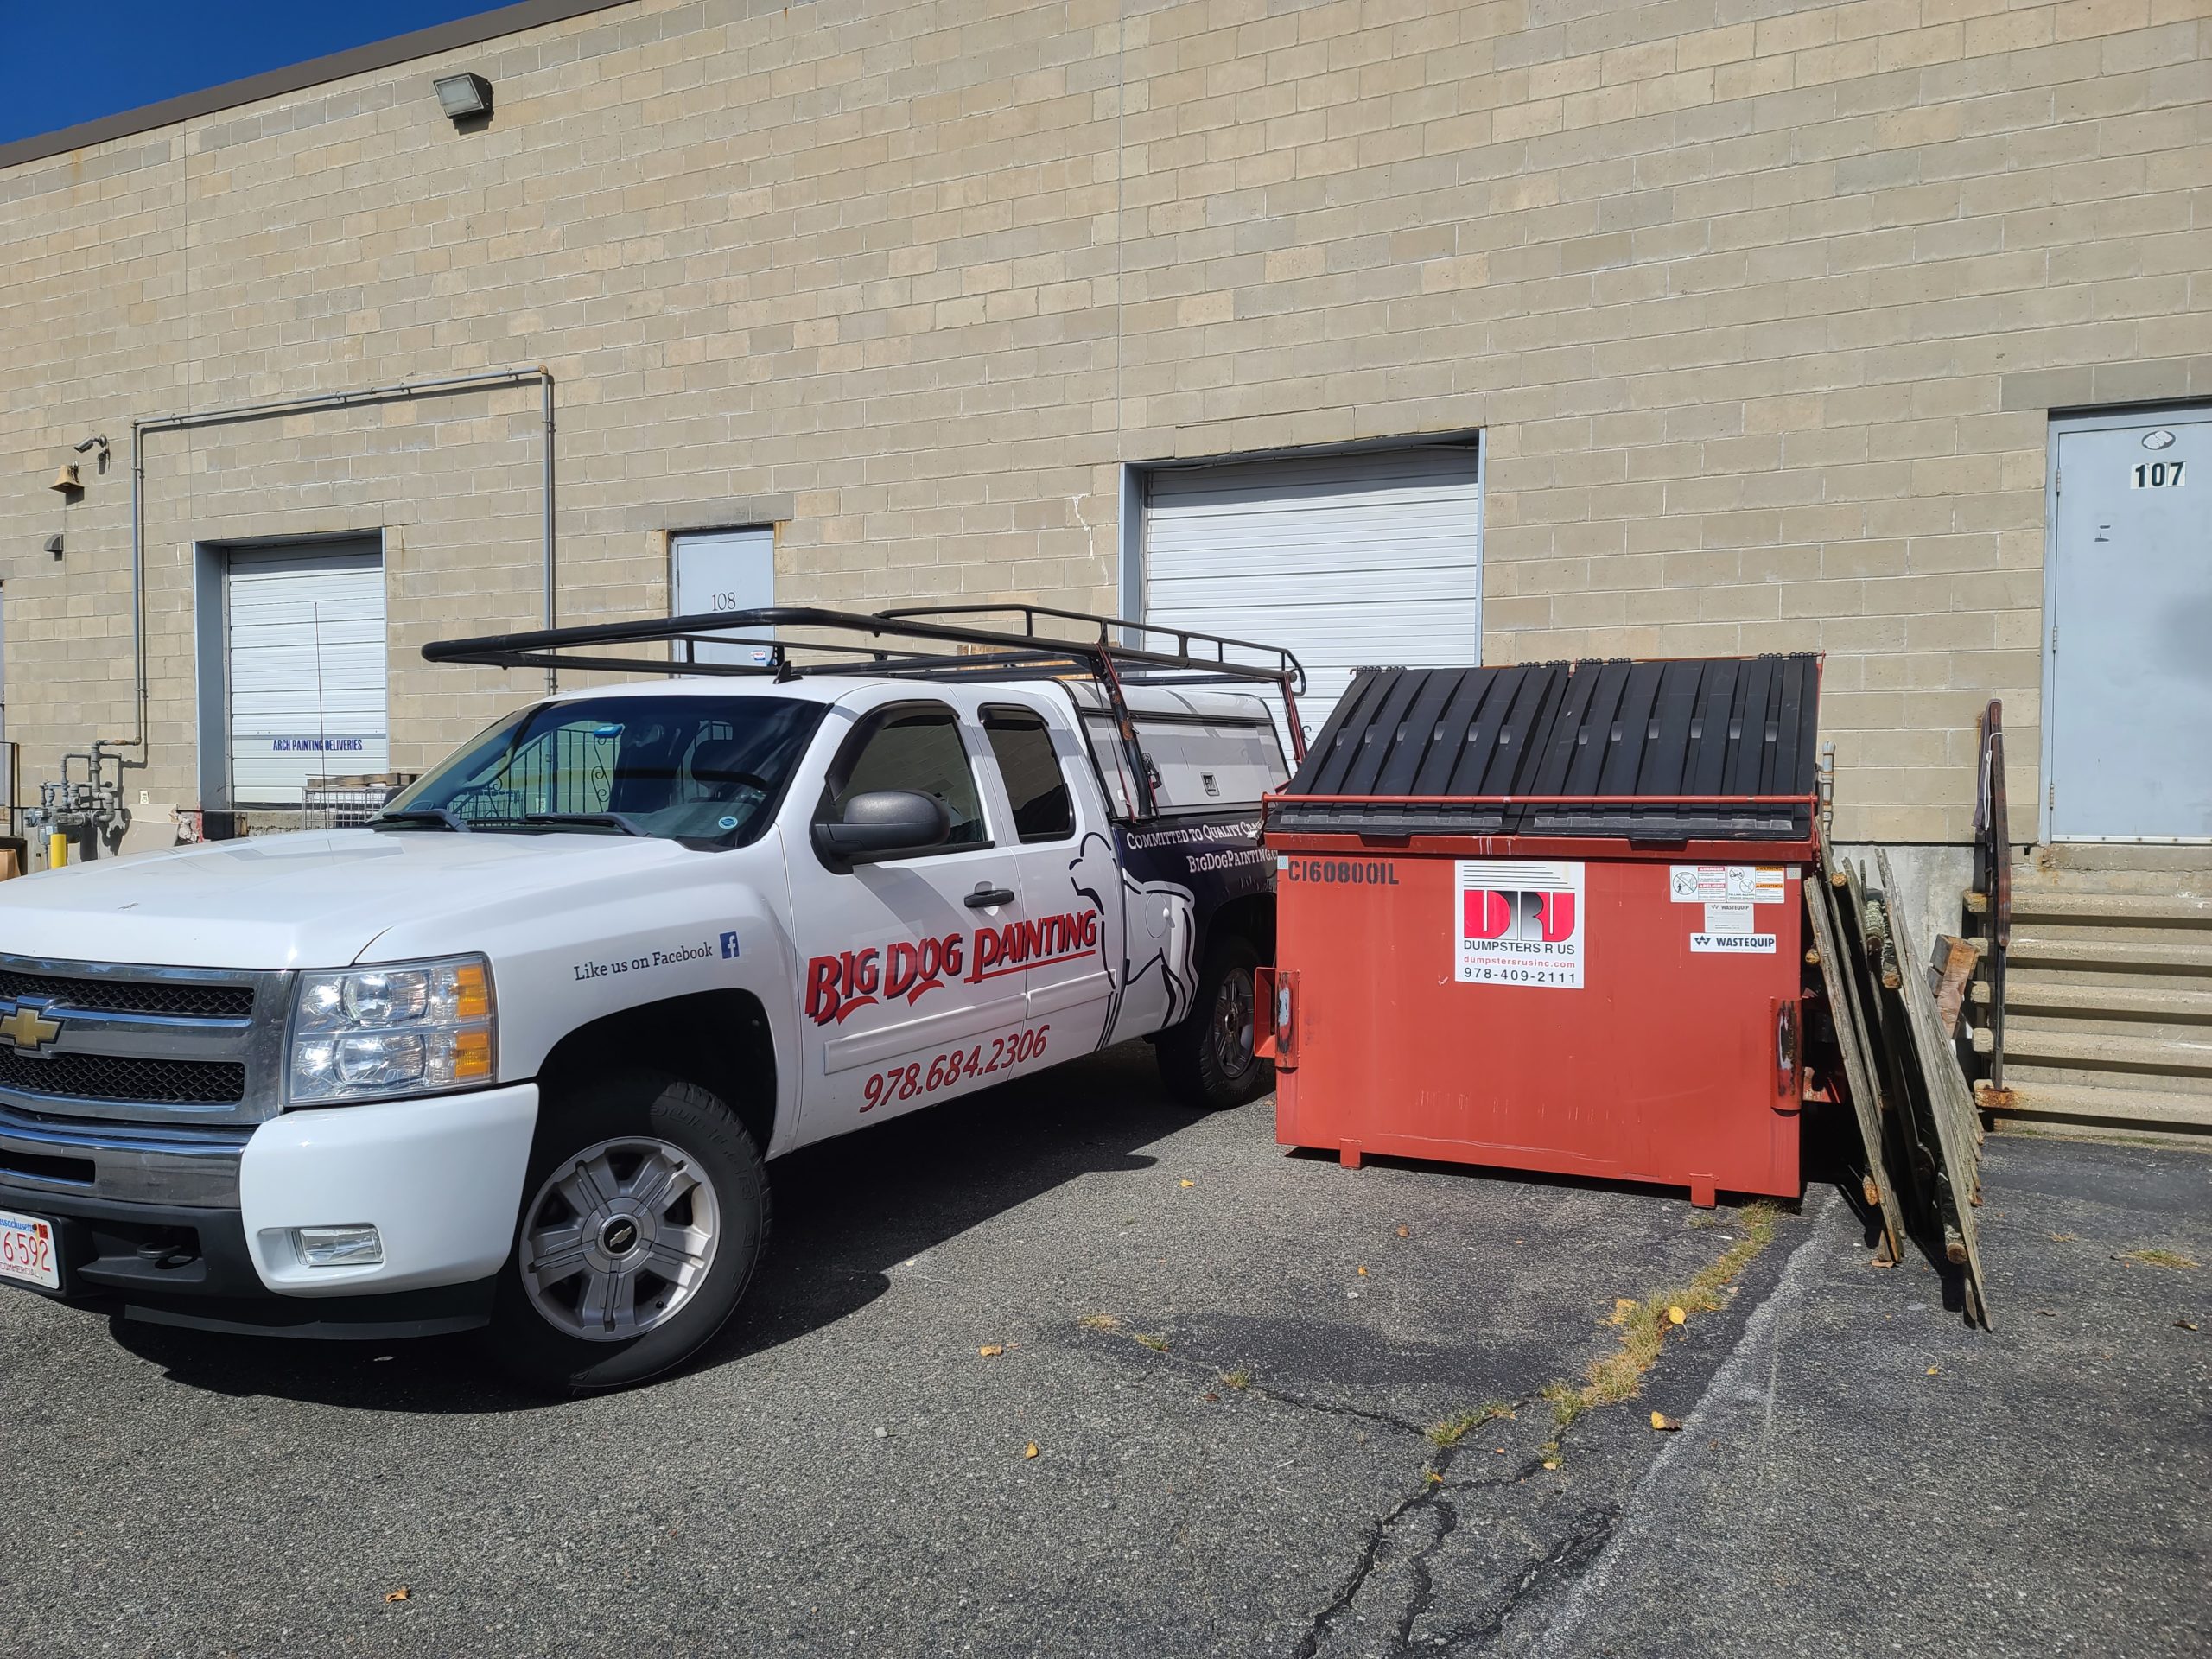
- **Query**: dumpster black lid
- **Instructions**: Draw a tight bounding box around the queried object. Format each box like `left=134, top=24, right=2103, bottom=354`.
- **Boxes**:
left=1270, top=655, right=1821, bottom=843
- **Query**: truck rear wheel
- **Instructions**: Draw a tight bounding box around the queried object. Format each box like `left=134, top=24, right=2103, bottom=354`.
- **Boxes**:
left=488, top=1070, right=769, bottom=1394
left=1157, top=934, right=1272, bottom=1110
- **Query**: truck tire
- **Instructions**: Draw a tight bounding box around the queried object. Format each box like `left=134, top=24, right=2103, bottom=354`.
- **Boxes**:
left=1157, top=933, right=1272, bottom=1110
left=488, top=1070, right=770, bottom=1394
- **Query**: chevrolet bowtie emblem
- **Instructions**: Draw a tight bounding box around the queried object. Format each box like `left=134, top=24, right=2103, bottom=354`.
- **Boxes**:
left=0, top=1004, right=64, bottom=1052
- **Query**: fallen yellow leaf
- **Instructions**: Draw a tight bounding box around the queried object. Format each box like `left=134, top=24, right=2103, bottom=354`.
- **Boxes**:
left=1649, top=1411, right=1681, bottom=1432
left=1541, top=1459, right=1560, bottom=1471
left=1666, top=1306, right=1686, bottom=1325
left=979, top=1344, right=1004, bottom=1357
left=1179, top=1179, right=1195, bottom=1189
left=1395, top=1226, right=1410, bottom=1238
left=1023, top=1442, right=1039, bottom=1459
left=1356, top=1266, right=1370, bottom=1277
left=385, top=1588, right=410, bottom=1604
left=1925, top=1366, right=1939, bottom=1376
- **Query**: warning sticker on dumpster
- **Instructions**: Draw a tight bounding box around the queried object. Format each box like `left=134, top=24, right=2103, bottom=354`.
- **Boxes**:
left=1670, top=865, right=1785, bottom=905
left=1454, top=861, right=1585, bottom=988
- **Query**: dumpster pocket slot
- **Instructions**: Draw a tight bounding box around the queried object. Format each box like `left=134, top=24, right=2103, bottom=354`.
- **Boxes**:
left=1773, top=996, right=1801, bottom=1109
left=1254, top=966, right=1297, bottom=1071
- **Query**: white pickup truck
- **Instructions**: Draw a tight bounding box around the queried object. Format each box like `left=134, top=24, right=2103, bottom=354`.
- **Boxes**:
left=0, top=607, right=1299, bottom=1390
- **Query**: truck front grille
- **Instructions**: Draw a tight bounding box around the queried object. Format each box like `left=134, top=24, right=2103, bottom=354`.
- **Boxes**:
left=0, top=969, right=254, bottom=1020
left=0, top=955, right=286, bottom=1125
left=0, top=1050, right=249, bottom=1106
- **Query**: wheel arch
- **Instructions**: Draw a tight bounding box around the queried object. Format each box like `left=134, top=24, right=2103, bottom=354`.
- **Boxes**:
left=1202, top=891, right=1276, bottom=967
left=534, top=988, right=779, bottom=1158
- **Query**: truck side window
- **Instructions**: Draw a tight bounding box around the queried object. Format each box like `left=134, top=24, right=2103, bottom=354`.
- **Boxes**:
left=821, top=702, right=987, bottom=849
left=981, top=705, right=1075, bottom=843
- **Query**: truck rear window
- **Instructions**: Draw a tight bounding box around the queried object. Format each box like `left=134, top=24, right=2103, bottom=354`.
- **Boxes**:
left=379, top=695, right=823, bottom=845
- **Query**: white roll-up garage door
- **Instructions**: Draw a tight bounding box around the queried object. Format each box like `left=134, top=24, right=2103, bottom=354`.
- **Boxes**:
left=226, top=543, right=388, bottom=805
left=1141, top=446, right=1481, bottom=745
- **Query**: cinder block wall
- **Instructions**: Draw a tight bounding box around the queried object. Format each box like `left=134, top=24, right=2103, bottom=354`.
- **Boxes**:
left=2, top=0, right=2205, bottom=835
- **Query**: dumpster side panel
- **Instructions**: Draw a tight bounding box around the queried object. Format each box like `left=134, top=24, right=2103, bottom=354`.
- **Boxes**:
left=1274, top=851, right=1802, bottom=1201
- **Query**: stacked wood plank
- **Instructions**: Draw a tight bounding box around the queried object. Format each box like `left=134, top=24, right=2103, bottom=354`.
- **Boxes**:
left=1805, top=844, right=1992, bottom=1328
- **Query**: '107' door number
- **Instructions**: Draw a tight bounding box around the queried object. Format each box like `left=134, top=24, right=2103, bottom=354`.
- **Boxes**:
left=2130, top=461, right=2184, bottom=488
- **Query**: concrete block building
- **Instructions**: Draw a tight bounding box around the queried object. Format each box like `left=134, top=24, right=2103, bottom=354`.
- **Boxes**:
left=1, top=0, right=2205, bottom=869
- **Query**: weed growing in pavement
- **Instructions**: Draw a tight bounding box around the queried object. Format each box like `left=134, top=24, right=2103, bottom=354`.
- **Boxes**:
left=1542, top=1201, right=1782, bottom=1430
left=1077, top=1313, right=1122, bottom=1332
left=1219, top=1368, right=1254, bottom=1391
left=1427, top=1402, right=1515, bottom=1448
left=2120, top=1248, right=2200, bottom=1271
left=1133, top=1332, right=1170, bottom=1352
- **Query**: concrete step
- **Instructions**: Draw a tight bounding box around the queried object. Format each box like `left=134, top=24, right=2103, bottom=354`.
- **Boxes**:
left=1979, top=1077, right=2212, bottom=1136
left=2031, top=842, right=2212, bottom=878
left=1975, top=887, right=2212, bottom=929
left=2017, top=1013, right=2212, bottom=1052
left=2004, top=928, right=2212, bottom=978
left=1975, top=978, right=2212, bottom=1026
left=2000, top=1027, right=2212, bottom=1083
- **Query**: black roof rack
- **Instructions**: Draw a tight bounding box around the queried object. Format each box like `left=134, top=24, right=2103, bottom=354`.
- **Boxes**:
left=422, top=602, right=1309, bottom=818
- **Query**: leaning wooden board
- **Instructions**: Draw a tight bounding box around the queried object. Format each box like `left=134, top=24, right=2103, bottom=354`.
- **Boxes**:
left=1805, top=868, right=1908, bottom=1265
left=1878, top=849, right=1993, bottom=1329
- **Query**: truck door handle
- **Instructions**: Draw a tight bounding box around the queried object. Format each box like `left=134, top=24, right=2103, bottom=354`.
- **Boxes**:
left=964, top=884, right=1017, bottom=909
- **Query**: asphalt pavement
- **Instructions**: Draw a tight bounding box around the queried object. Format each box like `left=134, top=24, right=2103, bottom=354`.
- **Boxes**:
left=2, top=1046, right=2204, bottom=1658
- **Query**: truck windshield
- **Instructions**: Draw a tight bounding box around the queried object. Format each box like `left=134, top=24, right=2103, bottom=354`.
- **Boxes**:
left=378, top=696, right=824, bottom=844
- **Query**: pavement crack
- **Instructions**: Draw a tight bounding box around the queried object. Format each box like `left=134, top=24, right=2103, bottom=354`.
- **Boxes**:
left=1441, top=1503, right=1622, bottom=1655
left=1293, top=1466, right=1457, bottom=1659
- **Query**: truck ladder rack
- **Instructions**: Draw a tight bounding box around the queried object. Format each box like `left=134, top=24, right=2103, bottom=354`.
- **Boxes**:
left=422, top=604, right=1311, bottom=815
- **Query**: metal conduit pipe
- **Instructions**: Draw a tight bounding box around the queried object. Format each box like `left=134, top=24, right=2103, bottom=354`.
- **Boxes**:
left=109, top=365, right=560, bottom=758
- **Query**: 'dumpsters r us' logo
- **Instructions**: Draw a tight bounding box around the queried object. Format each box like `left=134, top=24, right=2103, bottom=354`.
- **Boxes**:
left=1453, top=860, right=1587, bottom=989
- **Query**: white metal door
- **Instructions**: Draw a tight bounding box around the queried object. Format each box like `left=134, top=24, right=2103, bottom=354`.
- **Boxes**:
left=1141, top=447, right=1481, bottom=744
left=2045, top=412, right=2212, bottom=842
left=671, top=526, right=775, bottom=667
left=226, top=543, right=387, bottom=805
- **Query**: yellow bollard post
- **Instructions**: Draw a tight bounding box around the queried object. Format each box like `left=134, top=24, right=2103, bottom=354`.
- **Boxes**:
left=47, top=830, right=68, bottom=869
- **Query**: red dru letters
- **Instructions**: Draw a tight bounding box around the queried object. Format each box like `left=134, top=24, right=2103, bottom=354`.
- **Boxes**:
left=805, top=909, right=1100, bottom=1026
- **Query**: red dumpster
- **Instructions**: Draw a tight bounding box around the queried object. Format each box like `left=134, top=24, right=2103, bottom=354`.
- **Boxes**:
left=1259, top=656, right=1821, bottom=1207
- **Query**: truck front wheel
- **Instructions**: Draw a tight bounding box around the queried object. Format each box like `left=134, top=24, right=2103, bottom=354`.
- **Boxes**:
left=1157, top=934, right=1273, bottom=1110
left=488, top=1071, right=770, bottom=1393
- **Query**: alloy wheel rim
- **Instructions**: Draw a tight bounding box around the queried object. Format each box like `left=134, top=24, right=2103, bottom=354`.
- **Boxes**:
left=520, top=1136, right=720, bottom=1343
left=1212, top=969, right=1255, bottom=1081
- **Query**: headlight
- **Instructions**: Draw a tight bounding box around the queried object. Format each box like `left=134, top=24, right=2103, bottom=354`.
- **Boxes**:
left=289, top=956, right=497, bottom=1106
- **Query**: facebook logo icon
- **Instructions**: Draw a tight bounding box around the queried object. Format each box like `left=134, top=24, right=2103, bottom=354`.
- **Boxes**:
left=719, top=931, right=741, bottom=959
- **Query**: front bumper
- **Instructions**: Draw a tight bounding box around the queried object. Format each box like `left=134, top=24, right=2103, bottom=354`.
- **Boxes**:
left=0, top=1083, right=537, bottom=1335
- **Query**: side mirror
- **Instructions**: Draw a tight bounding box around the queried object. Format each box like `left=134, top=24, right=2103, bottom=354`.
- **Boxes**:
left=812, top=789, right=952, bottom=866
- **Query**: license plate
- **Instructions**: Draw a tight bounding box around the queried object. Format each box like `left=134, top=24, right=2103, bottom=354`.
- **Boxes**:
left=0, top=1208, right=60, bottom=1291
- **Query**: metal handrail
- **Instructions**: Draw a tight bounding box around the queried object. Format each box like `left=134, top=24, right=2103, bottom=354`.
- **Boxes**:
left=1974, top=700, right=2010, bottom=1092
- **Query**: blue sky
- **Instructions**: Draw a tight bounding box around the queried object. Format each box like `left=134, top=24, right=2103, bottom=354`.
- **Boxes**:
left=1, top=1, right=512, bottom=146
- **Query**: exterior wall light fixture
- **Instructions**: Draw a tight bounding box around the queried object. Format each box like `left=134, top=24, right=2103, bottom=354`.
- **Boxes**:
left=432, top=73, right=493, bottom=124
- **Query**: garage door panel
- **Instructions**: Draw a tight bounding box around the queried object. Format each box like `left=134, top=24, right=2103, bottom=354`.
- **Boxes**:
left=1143, top=448, right=1480, bottom=744
left=226, top=543, right=389, bottom=805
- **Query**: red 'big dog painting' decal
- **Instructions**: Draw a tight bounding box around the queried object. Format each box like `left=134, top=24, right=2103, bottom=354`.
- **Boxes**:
left=804, top=909, right=1099, bottom=1026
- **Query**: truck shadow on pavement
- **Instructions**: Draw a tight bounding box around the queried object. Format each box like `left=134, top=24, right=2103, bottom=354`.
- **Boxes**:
left=109, top=1043, right=1188, bottom=1411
